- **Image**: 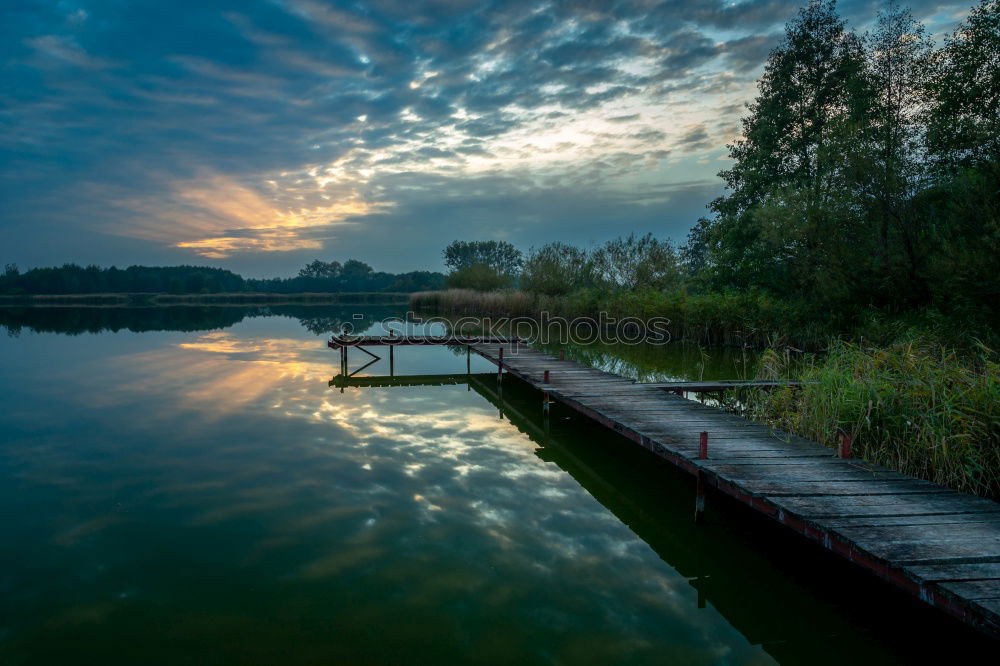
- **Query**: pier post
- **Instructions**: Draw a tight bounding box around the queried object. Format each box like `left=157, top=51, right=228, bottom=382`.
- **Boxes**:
left=543, top=392, right=551, bottom=432
left=695, top=431, right=708, bottom=523
left=695, top=472, right=706, bottom=524
left=838, top=431, right=853, bottom=459
left=389, top=345, right=394, bottom=377
left=543, top=370, right=550, bottom=383
left=498, top=346, right=504, bottom=382
left=466, top=345, right=471, bottom=374
left=498, top=381, right=504, bottom=420
left=559, top=350, right=565, bottom=360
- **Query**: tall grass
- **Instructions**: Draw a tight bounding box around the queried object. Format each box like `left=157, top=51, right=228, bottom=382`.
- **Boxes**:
left=411, top=288, right=837, bottom=348
left=740, top=339, right=1000, bottom=498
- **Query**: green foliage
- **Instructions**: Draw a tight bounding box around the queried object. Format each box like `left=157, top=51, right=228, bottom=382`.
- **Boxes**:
left=741, top=339, right=1000, bottom=498
left=521, top=242, right=596, bottom=295
left=444, top=263, right=514, bottom=291
left=924, top=0, right=1000, bottom=169
left=442, top=240, right=523, bottom=275
left=693, top=0, right=1000, bottom=320
left=591, top=233, right=681, bottom=291
left=298, top=260, right=342, bottom=279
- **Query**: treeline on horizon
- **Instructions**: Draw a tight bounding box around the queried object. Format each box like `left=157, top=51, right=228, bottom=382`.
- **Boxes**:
left=0, top=303, right=390, bottom=337
left=434, top=0, right=999, bottom=337
left=0, top=258, right=444, bottom=296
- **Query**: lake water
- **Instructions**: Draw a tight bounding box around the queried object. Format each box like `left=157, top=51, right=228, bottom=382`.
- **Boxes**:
left=0, top=305, right=990, bottom=664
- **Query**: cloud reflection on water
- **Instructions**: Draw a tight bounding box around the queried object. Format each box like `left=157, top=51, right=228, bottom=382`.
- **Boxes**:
left=0, top=325, right=771, bottom=664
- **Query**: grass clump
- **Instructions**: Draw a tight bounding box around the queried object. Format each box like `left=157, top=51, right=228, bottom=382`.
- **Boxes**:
left=743, top=339, right=999, bottom=498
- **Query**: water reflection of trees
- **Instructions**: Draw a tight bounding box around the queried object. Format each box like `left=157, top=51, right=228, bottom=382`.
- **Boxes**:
left=0, top=305, right=396, bottom=337
left=427, top=313, right=761, bottom=380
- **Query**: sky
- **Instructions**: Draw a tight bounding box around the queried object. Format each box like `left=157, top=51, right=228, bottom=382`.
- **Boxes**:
left=0, top=0, right=973, bottom=277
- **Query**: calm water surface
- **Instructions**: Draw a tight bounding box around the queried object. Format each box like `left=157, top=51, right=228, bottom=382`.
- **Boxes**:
left=0, top=306, right=990, bottom=664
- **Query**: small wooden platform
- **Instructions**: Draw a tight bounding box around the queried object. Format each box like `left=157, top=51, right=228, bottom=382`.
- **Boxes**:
left=328, top=335, right=517, bottom=348
left=329, top=373, right=475, bottom=388
left=463, top=341, right=1000, bottom=638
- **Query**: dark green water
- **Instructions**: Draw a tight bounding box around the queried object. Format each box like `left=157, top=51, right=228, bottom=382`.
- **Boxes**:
left=0, top=306, right=991, bottom=664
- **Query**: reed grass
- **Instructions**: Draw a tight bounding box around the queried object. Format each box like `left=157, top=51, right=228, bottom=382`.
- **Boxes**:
left=411, top=288, right=835, bottom=348
left=740, top=339, right=1000, bottom=498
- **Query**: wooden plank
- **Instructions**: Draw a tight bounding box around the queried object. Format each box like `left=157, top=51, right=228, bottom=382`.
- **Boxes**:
left=825, top=514, right=1000, bottom=529
left=702, top=462, right=907, bottom=481
left=856, top=540, right=1000, bottom=566
left=971, top=599, right=1000, bottom=622
left=906, top=563, right=1000, bottom=582
left=829, top=523, right=1000, bottom=565
left=834, top=521, right=1000, bottom=544
left=741, top=479, right=953, bottom=497
left=936, top=580, right=1000, bottom=600
left=771, top=493, right=1000, bottom=518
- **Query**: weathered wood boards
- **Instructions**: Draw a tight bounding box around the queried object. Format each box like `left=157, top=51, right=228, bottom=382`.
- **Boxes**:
left=464, top=342, right=1000, bottom=637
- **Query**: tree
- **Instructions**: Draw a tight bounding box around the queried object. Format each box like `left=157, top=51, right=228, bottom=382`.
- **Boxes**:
left=592, top=233, right=680, bottom=291
left=709, top=0, right=870, bottom=303
left=445, top=264, right=513, bottom=291
left=341, top=259, right=373, bottom=279
left=924, top=0, right=1000, bottom=169
left=521, top=242, right=596, bottom=295
left=857, top=0, right=933, bottom=299
left=298, top=260, right=342, bottom=279
left=680, top=217, right=713, bottom=280
left=443, top=240, right=523, bottom=276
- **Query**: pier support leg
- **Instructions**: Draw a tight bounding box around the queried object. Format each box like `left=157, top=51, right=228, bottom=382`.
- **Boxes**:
left=694, top=472, right=706, bottom=524
left=497, top=347, right=504, bottom=383
left=498, top=382, right=504, bottom=420
left=695, top=431, right=708, bottom=523
left=466, top=346, right=471, bottom=374
left=389, top=345, right=394, bottom=377
left=543, top=393, right=551, bottom=433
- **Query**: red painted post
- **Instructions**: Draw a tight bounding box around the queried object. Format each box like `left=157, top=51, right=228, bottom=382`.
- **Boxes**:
left=543, top=370, right=550, bottom=383
left=838, top=431, right=853, bottom=459
left=699, top=431, right=708, bottom=459
left=559, top=350, right=565, bottom=361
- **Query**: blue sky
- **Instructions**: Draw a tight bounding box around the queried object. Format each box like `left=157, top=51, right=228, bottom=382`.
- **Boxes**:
left=0, top=0, right=972, bottom=276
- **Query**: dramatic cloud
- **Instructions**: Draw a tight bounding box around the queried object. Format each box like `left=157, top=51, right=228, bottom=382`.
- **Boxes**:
left=0, top=0, right=969, bottom=275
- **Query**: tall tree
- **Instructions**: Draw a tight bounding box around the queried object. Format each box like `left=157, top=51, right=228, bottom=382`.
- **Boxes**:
left=924, top=0, right=1000, bottom=169
left=442, top=240, right=523, bottom=276
left=298, top=260, right=342, bottom=279
left=710, top=0, right=869, bottom=301
left=860, top=0, right=933, bottom=298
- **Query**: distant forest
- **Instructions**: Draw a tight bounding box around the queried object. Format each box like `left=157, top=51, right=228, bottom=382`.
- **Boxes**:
left=0, top=259, right=444, bottom=296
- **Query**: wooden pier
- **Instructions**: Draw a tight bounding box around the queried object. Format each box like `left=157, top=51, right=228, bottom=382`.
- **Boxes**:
left=331, top=336, right=1000, bottom=637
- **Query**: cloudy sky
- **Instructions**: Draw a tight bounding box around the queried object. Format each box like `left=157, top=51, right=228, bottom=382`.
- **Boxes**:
left=0, top=0, right=971, bottom=276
